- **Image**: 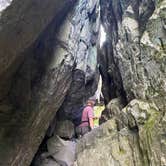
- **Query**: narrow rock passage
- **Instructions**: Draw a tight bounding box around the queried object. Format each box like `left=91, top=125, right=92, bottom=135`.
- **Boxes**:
left=0, top=0, right=165, bottom=165
left=31, top=104, right=104, bottom=166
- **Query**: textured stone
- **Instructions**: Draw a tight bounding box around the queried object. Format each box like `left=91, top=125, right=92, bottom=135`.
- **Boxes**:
left=0, top=0, right=75, bottom=100
left=122, top=99, right=165, bottom=166
left=100, top=0, right=166, bottom=106
left=40, top=159, right=60, bottom=166
left=75, top=119, right=143, bottom=166
left=54, top=120, right=75, bottom=139
left=99, top=98, right=124, bottom=125
left=0, top=0, right=100, bottom=165
left=98, top=1, right=166, bottom=164
left=57, top=0, right=100, bottom=120
left=0, top=0, right=165, bottom=165
left=47, top=136, right=76, bottom=166
left=75, top=99, right=166, bottom=166
left=0, top=0, right=77, bottom=165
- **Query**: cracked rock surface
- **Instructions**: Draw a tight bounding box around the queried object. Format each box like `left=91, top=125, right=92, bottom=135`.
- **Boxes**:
left=0, top=0, right=99, bottom=165
left=0, top=0, right=165, bottom=165
left=75, top=0, right=166, bottom=165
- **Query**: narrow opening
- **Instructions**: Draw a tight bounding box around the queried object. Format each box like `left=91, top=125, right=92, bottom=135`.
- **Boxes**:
left=0, top=0, right=13, bottom=12
left=30, top=74, right=106, bottom=166
left=99, top=24, right=106, bottom=48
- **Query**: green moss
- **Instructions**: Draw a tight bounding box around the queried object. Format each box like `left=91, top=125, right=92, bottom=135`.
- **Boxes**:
left=154, top=47, right=166, bottom=60
left=144, top=109, right=159, bottom=131
left=144, top=109, right=159, bottom=145
left=118, top=148, right=126, bottom=155
left=139, top=108, right=160, bottom=165
left=94, top=105, right=105, bottom=127
left=157, top=0, right=165, bottom=8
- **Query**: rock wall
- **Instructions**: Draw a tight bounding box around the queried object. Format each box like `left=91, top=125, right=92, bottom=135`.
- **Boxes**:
left=57, top=0, right=100, bottom=121
left=0, top=1, right=76, bottom=165
left=0, top=0, right=76, bottom=100
left=100, top=0, right=166, bottom=106
left=0, top=0, right=99, bottom=165
left=0, top=0, right=165, bottom=165
left=75, top=0, right=166, bottom=166
left=75, top=98, right=166, bottom=166
left=75, top=118, right=143, bottom=166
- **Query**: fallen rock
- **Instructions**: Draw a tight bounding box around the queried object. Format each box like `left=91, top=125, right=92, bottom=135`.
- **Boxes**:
left=122, top=99, right=165, bottom=166
left=99, top=98, right=124, bottom=125
left=75, top=99, right=166, bottom=166
left=54, top=120, right=75, bottom=139
left=47, top=135, right=76, bottom=166
left=40, top=159, right=60, bottom=166
left=74, top=119, right=142, bottom=166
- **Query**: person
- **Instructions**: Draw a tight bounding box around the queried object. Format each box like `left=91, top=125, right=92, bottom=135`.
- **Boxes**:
left=76, top=98, right=97, bottom=138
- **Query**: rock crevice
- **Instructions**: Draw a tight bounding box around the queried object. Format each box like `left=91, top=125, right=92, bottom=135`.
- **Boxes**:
left=0, top=0, right=165, bottom=165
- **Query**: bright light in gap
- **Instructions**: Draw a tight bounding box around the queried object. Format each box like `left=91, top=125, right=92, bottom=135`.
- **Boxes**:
left=0, top=0, right=13, bottom=12
left=100, top=25, right=106, bottom=48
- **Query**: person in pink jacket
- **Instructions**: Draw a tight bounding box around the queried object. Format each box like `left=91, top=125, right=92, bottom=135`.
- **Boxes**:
left=76, top=98, right=96, bottom=138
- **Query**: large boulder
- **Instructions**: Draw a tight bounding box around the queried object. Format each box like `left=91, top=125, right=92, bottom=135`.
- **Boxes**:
left=75, top=119, right=143, bottom=166
left=75, top=99, right=166, bottom=166
left=54, top=120, right=75, bottom=139
left=99, top=97, right=124, bottom=125
left=47, top=135, right=76, bottom=166
left=122, top=99, right=166, bottom=165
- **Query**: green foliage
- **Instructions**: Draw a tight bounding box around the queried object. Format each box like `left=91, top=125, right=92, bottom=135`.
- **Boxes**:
left=94, top=105, right=105, bottom=127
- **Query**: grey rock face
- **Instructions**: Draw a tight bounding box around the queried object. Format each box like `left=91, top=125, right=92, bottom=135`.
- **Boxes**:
left=47, top=136, right=76, bottom=166
left=75, top=0, right=166, bottom=166
left=0, top=0, right=165, bottom=166
left=54, top=120, right=75, bottom=139
left=33, top=136, right=76, bottom=166
left=75, top=118, right=143, bottom=166
left=0, top=0, right=75, bottom=100
left=100, top=0, right=166, bottom=106
left=40, top=159, right=60, bottom=166
left=122, top=99, right=166, bottom=166
left=57, top=0, right=100, bottom=120
left=99, top=97, right=124, bottom=125
left=75, top=99, right=166, bottom=166
left=0, top=0, right=99, bottom=165
left=0, top=2, right=75, bottom=164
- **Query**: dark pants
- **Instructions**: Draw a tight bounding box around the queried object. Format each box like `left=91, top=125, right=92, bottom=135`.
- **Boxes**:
left=75, top=126, right=90, bottom=138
